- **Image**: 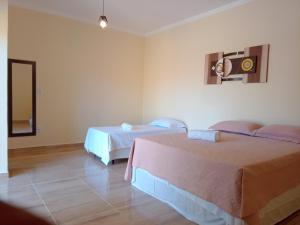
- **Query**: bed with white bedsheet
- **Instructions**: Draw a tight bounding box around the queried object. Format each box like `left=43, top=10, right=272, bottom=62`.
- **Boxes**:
left=84, top=118, right=187, bottom=165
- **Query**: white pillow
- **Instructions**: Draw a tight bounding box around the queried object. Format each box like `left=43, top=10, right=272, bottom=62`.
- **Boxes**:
left=150, top=118, right=187, bottom=129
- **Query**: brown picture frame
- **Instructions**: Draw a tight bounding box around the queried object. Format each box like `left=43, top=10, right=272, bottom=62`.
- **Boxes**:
left=204, top=44, right=270, bottom=85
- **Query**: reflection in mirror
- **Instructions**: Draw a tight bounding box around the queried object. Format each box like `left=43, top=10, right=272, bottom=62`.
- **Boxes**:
left=8, top=59, right=36, bottom=137
left=12, top=63, right=33, bottom=133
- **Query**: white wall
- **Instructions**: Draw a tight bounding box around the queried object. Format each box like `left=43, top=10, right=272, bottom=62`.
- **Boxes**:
left=143, top=0, right=300, bottom=128
left=0, top=0, right=8, bottom=173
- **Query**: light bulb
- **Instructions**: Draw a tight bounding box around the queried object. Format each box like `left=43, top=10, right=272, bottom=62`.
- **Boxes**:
left=100, top=20, right=107, bottom=28
left=99, top=16, right=108, bottom=29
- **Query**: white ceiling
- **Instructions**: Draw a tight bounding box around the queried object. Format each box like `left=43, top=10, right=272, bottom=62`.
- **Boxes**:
left=8, top=0, right=249, bottom=36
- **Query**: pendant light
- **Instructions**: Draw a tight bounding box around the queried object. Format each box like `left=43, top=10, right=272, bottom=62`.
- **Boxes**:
left=99, top=0, right=108, bottom=29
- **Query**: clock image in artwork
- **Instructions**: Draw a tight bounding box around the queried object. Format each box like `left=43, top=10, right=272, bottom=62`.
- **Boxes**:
left=204, top=44, right=269, bottom=84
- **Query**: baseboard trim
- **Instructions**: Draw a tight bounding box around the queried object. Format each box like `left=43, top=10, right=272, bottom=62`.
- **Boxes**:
left=9, top=143, right=84, bottom=152
left=0, top=173, right=9, bottom=178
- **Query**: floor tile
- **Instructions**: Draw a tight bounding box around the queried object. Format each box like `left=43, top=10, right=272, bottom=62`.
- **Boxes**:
left=81, top=170, right=149, bottom=209
left=29, top=165, right=77, bottom=184
left=35, top=179, right=97, bottom=211
left=0, top=184, right=52, bottom=220
left=35, top=177, right=117, bottom=225
left=52, top=200, right=118, bottom=225
left=0, top=170, right=32, bottom=188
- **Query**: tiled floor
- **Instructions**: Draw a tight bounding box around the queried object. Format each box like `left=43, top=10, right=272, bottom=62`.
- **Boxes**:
left=1, top=146, right=299, bottom=225
left=1, top=146, right=195, bottom=225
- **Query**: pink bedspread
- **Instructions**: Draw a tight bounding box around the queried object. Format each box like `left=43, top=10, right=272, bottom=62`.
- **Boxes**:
left=125, top=133, right=300, bottom=225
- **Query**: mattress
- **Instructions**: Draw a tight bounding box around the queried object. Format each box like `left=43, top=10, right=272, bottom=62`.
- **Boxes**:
left=84, top=125, right=186, bottom=165
left=125, top=132, right=300, bottom=225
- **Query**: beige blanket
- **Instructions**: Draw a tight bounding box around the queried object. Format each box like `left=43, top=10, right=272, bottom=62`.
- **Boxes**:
left=125, top=133, right=300, bottom=225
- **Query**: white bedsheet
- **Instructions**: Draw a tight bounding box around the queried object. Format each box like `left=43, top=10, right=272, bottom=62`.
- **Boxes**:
left=84, top=125, right=186, bottom=165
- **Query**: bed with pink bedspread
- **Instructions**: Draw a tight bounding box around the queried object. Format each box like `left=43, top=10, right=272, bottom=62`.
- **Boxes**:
left=125, top=132, right=300, bottom=225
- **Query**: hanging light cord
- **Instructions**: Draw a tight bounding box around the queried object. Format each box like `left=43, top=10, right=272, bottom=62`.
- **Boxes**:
left=99, top=0, right=104, bottom=16
left=102, top=0, right=105, bottom=16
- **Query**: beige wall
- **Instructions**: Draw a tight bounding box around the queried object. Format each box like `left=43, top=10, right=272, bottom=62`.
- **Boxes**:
left=8, top=0, right=300, bottom=149
left=0, top=0, right=8, bottom=173
left=143, top=0, right=300, bottom=129
left=8, top=6, right=144, bottom=149
left=12, top=63, right=32, bottom=121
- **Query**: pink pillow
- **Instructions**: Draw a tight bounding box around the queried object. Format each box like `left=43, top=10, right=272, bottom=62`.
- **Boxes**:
left=254, top=125, right=300, bottom=144
left=209, top=121, right=262, bottom=136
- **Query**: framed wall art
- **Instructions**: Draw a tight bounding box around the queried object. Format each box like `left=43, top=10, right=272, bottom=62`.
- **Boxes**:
left=204, top=44, right=270, bottom=84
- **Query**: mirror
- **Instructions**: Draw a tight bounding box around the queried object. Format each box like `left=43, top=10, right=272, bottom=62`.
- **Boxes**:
left=8, top=59, right=36, bottom=137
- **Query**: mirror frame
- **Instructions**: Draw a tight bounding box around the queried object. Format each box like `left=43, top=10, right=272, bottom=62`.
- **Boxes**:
left=8, top=58, right=37, bottom=137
